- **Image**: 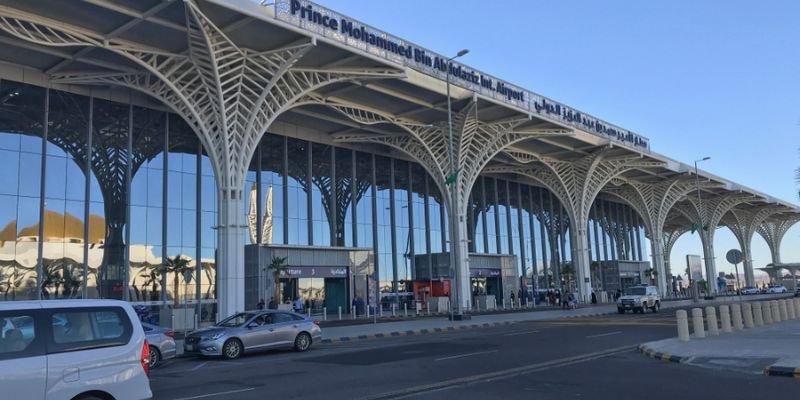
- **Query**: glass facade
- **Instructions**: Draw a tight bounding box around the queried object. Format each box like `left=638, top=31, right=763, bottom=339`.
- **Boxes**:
left=0, top=80, right=217, bottom=323
left=0, top=78, right=657, bottom=316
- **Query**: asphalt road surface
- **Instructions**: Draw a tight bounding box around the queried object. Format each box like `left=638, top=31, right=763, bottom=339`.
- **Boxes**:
left=150, top=309, right=797, bottom=400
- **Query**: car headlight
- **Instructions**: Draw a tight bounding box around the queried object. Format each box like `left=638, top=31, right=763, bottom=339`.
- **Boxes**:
left=202, top=332, right=225, bottom=341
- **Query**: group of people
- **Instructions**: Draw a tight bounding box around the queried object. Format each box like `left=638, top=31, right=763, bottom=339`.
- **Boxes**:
left=256, top=296, right=307, bottom=313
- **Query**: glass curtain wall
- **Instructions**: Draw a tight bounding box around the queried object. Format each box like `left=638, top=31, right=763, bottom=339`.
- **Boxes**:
left=0, top=79, right=219, bottom=324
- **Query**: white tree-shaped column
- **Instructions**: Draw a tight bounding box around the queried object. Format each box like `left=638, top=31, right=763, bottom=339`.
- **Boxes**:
left=332, top=99, right=570, bottom=310
left=486, top=148, right=665, bottom=301
left=603, top=177, right=697, bottom=295
left=757, top=216, right=800, bottom=264
left=721, top=206, right=782, bottom=286
left=0, top=2, right=401, bottom=317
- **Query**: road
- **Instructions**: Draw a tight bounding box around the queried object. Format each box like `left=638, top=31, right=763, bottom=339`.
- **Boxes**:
left=149, top=308, right=797, bottom=400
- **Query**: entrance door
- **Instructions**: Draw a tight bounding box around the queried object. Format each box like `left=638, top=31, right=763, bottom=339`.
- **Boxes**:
left=486, top=277, right=501, bottom=304
left=324, top=278, right=346, bottom=314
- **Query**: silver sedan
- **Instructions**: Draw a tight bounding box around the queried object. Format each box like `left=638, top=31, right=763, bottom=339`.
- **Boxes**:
left=142, top=322, right=177, bottom=368
left=183, top=311, right=322, bottom=360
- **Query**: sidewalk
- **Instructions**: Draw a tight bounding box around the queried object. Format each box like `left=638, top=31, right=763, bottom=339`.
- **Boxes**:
left=639, top=301, right=800, bottom=378
left=318, top=294, right=789, bottom=343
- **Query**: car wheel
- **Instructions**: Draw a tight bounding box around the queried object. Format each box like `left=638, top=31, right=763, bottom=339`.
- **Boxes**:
left=294, top=332, right=312, bottom=352
left=641, top=304, right=648, bottom=314
left=148, top=345, right=161, bottom=369
left=222, top=339, right=243, bottom=360
left=77, top=396, right=104, bottom=400
left=617, top=308, right=625, bottom=314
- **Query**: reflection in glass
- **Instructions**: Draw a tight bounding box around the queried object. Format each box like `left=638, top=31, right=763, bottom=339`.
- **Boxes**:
left=0, top=80, right=45, bottom=300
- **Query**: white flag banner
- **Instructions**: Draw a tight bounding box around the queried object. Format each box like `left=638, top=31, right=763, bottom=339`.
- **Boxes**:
left=262, top=183, right=273, bottom=244
left=247, top=182, right=258, bottom=244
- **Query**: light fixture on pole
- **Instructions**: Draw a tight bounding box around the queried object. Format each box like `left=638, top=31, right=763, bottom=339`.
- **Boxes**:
left=693, top=156, right=710, bottom=300
left=445, top=48, right=469, bottom=320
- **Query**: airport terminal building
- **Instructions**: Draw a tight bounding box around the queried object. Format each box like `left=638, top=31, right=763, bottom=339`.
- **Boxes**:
left=0, top=0, right=797, bottom=323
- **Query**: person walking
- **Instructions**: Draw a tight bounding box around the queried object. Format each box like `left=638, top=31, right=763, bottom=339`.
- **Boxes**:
left=591, top=291, right=597, bottom=305
left=293, top=297, right=304, bottom=313
left=267, top=297, right=277, bottom=310
left=256, top=298, right=265, bottom=310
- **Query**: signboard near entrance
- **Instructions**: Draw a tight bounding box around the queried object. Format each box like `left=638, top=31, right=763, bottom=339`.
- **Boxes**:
left=686, top=255, right=703, bottom=281
left=470, top=268, right=501, bottom=278
left=280, top=266, right=349, bottom=278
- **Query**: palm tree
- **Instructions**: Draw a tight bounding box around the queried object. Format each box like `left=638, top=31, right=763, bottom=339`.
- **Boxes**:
left=267, top=256, right=288, bottom=302
left=159, top=255, right=193, bottom=308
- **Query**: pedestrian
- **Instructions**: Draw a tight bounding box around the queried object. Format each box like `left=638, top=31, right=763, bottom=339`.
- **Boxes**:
left=615, top=288, right=622, bottom=301
left=591, top=291, right=597, bottom=305
left=293, top=297, right=303, bottom=313
left=267, top=297, right=277, bottom=310
left=256, top=298, right=265, bottom=310
left=561, top=291, right=569, bottom=309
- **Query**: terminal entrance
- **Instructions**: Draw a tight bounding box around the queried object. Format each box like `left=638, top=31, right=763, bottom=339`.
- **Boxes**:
left=279, top=273, right=348, bottom=313
left=470, top=271, right=502, bottom=302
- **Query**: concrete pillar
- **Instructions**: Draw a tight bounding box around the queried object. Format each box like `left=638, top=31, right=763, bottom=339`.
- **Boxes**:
left=795, top=299, right=800, bottom=318
left=762, top=301, right=773, bottom=324
left=217, top=190, right=247, bottom=320
left=731, top=303, right=743, bottom=330
left=691, top=308, right=705, bottom=338
left=788, top=298, right=797, bottom=319
left=752, top=301, right=764, bottom=326
left=742, top=302, right=754, bottom=328
left=705, top=306, right=719, bottom=335
left=742, top=246, right=755, bottom=287
left=700, top=233, right=718, bottom=294
left=650, top=233, right=668, bottom=297
left=779, top=299, right=788, bottom=321
left=770, top=300, right=781, bottom=322
left=719, top=305, right=732, bottom=333
left=569, top=222, right=593, bottom=303
left=676, top=309, right=690, bottom=342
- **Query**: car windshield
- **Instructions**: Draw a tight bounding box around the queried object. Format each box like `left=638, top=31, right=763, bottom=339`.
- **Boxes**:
left=624, top=287, right=646, bottom=296
left=215, top=313, right=255, bottom=328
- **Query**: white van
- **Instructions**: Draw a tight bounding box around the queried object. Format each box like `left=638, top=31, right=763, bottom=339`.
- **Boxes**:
left=0, top=300, right=152, bottom=400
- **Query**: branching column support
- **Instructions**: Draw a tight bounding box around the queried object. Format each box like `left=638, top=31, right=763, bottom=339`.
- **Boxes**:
left=332, top=99, right=571, bottom=310
left=757, top=216, right=800, bottom=264
left=0, top=2, right=402, bottom=318
left=674, top=194, right=752, bottom=293
left=604, top=177, right=696, bottom=296
left=489, top=147, right=665, bottom=302
left=721, top=207, right=781, bottom=286
left=663, top=226, right=690, bottom=279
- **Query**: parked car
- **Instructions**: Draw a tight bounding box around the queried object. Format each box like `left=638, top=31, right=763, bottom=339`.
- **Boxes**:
left=0, top=300, right=152, bottom=400
left=184, top=310, right=322, bottom=360
left=767, top=285, right=787, bottom=294
left=741, top=287, right=760, bottom=295
left=142, top=322, right=176, bottom=369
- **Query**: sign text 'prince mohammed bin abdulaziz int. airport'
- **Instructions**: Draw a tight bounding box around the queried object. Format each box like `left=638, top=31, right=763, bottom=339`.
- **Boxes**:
left=269, top=0, right=650, bottom=151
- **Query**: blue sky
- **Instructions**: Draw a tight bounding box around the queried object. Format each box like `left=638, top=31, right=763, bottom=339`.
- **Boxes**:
left=318, top=0, right=800, bottom=279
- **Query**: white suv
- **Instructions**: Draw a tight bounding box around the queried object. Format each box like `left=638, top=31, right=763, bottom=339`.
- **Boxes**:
left=0, top=300, right=152, bottom=400
left=617, top=285, right=660, bottom=314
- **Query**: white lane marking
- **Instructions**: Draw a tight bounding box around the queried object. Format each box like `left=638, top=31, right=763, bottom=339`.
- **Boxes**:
left=190, top=361, right=208, bottom=371
left=435, top=350, right=498, bottom=362
left=173, top=387, right=256, bottom=400
left=585, top=331, right=622, bottom=338
left=503, top=330, right=540, bottom=336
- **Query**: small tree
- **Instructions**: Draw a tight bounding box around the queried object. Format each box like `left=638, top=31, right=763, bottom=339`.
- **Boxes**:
left=159, top=255, right=192, bottom=308
left=268, top=256, right=288, bottom=302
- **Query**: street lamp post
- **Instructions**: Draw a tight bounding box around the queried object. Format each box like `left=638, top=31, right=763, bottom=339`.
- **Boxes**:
left=446, top=49, right=469, bottom=320
left=693, top=156, right=710, bottom=301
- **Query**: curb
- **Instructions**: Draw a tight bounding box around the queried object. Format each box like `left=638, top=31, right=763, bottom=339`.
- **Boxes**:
left=320, top=321, right=515, bottom=343
left=763, top=366, right=800, bottom=378
left=637, top=344, right=686, bottom=363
